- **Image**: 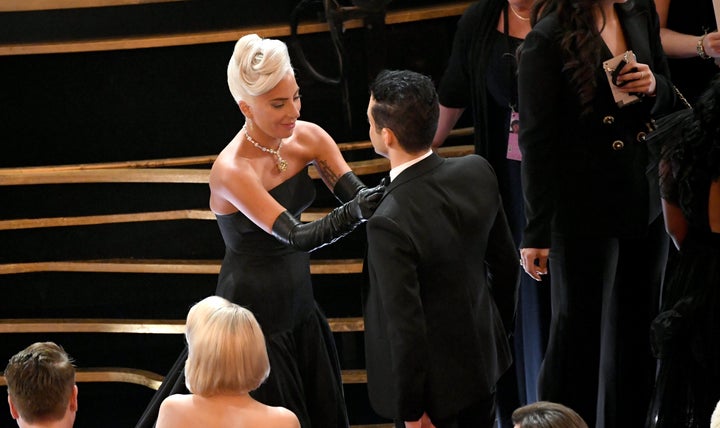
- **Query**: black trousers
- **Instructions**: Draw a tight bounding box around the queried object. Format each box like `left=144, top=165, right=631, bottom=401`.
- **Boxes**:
left=393, top=393, right=496, bottom=428
left=537, top=216, right=668, bottom=428
left=496, top=156, right=551, bottom=428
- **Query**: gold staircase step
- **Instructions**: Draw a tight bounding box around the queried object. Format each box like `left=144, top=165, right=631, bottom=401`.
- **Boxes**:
left=0, top=258, right=364, bottom=275
left=0, top=317, right=364, bottom=334
left=0, top=2, right=473, bottom=55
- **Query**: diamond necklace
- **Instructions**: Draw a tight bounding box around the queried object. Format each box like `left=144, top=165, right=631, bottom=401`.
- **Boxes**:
left=509, top=4, right=530, bottom=21
left=242, top=125, right=288, bottom=172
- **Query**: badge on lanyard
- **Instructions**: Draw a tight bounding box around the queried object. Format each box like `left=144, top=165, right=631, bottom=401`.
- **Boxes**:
left=506, top=109, right=522, bottom=161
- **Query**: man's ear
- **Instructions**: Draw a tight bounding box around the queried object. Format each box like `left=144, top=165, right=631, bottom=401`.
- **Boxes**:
left=69, top=385, right=78, bottom=412
left=8, top=395, right=19, bottom=420
left=381, top=127, right=397, bottom=148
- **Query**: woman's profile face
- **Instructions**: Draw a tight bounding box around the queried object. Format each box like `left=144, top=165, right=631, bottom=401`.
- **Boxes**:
left=247, top=72, right=301, bottom=140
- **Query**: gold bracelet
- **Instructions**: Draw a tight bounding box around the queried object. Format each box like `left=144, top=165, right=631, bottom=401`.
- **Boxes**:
left=697, top=33, right=711, bottom=60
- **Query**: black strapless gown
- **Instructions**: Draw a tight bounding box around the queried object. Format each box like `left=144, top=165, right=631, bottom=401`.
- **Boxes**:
left=136, top=169, right=349, bottom=428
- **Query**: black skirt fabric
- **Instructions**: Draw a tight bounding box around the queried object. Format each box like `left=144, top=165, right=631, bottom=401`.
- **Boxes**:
left=648, top=231, right=720, bottom=428
left=136, top=169, right=349, bottom=428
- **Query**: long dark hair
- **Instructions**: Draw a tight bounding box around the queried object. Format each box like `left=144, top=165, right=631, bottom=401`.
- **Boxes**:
left=530, top=0, right=606, bottom=115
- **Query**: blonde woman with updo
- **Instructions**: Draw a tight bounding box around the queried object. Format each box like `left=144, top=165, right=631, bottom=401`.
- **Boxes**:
left=156, top=296, right=300, bottom=428
left=139, top=34, right=384, bottom=428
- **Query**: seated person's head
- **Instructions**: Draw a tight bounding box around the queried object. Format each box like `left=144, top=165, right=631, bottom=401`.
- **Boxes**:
left=711, top=399, right=720, bottom=428
left=184, top=296, right=270, bottom=396
left=4, top=342, right=77, bottom=427
left=367, top=69, right=439, bottom=155
left=512, top=401, right=588, bottom=428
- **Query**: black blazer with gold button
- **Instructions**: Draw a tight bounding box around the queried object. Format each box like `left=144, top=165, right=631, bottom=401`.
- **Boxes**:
left=517, top=1, right=677, bottom=248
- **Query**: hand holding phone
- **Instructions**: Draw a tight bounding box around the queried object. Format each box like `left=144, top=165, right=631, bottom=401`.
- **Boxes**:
left=612, top=64, right=638, bottom=87
left=603, top=51, right=641, bottom=107
left=608, top=51, right=638, bottom=87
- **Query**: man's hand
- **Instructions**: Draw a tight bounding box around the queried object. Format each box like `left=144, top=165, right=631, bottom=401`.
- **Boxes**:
left=520, top=247, right=550, bottom=281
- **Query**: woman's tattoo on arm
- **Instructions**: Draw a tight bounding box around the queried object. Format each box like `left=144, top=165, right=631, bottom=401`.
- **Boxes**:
left=317, top=160, right=340, bottom=188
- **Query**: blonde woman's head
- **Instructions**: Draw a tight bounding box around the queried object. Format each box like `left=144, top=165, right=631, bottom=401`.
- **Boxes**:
left=227, top=34, right=294, bottom=104
left=711, top=399, right=720, bottom=428
left=184, top=296, right=270, bottom=396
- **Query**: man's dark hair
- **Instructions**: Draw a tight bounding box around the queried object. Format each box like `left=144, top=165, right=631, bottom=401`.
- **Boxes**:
left=369, top=69, right=439, bottom=153
left=4, top=342, right=75, bottom=424
left=512, top=401, right=588, bottom=428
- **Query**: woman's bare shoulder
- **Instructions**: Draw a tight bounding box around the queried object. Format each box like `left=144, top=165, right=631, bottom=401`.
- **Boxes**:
left=264, top=405, right=301, bottom=428
left=210, top=140, right=254, bottom=184
left=293, top=120, right=334, bottom=146
left=236, top=399, right=299, bottom=428
left=161, top=393, right=193, bottom=407
left=156, top=394, right=195, bottom=428
left=294, top=119, right=326, bottom=135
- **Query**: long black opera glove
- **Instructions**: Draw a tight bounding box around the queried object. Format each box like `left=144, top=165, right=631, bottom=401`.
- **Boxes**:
left=272, top=184, right=384, bottom=252
left=333, top=171, right=367, bottom=203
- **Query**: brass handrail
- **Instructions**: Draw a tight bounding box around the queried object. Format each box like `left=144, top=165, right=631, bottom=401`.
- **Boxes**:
left=0, top=258, right=364, bottom=275
left=0, top=2, right=472, bottom=55
left=0, top=208, right=335, bottom=230
left=0, top=317, right=364, bottom=334
left=0, top=0, right=183, bottom=12
left=0, top=143, right=473, bottom=186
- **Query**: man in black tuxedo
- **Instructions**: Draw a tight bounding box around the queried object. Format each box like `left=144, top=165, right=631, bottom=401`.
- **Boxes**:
left=363, top=69, right=520, bottom=428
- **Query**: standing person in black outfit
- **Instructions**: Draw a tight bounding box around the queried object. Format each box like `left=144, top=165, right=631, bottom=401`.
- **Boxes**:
left=137, top=33, right=384, bottom=428
left=646, top=77, right=720, bottom=428
left=655, top=0, right=720, bottom=104
left=364, top=69, right=520, bottom=428
left=517, top=0, right=677, bottom=427
left=433, top=1, right=550, bottom=424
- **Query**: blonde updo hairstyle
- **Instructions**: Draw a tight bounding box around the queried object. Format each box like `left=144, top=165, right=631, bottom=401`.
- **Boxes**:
left=227, top=33, right=294, bottom=104
left=184, top=296, right=270, bottom=396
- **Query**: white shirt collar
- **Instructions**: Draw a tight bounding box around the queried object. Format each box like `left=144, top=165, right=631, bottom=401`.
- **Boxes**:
left=389, top=149, right=433, bottom=182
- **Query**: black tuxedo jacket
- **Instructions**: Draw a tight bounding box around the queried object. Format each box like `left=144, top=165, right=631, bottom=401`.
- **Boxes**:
left=518, top=1, right=677, bottom=248
left=363, top=153, right=520, bottom=422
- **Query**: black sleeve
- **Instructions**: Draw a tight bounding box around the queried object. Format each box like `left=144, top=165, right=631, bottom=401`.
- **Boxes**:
left=518, top=24, right=563, bottom=248
left=437, top=3, right=483, bottom=108
left=645, top=0, right=678, bottom=116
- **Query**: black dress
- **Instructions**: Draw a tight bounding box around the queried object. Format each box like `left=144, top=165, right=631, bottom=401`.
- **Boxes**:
left=647, top=116, right=720, bottom=428
left=215, top=168, right=348, bottom=428
left=136, top=168, right=349, bottom=428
